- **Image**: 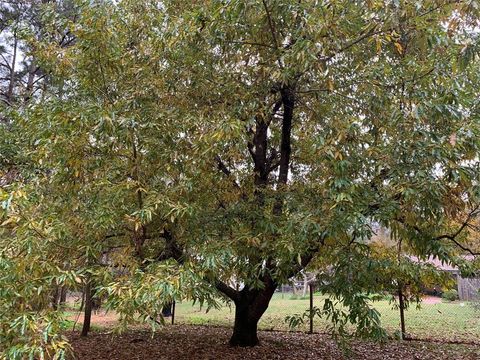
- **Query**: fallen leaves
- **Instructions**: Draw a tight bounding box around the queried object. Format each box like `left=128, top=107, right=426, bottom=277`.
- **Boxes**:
left=68, top=325, right=480, bottom=360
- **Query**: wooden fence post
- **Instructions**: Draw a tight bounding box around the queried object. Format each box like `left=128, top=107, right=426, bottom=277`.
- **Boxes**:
left=309, top=283, right=314, bottom=334
left=398, top=285, right=406, bottom=340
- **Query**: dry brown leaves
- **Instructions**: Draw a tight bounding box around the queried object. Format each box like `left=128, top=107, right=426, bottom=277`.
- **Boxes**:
left=68, top=325, right=480, bottom=360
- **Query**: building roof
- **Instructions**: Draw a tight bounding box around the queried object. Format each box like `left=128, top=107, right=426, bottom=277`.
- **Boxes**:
left=408, top=255, right=476, bottom=272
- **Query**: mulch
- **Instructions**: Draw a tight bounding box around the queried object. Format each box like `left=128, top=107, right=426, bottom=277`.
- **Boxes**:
left=69, top=324, right=480, bottom=360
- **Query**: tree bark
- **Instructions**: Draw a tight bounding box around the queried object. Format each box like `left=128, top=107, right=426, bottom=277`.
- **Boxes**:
left=81, top=279, right=92, bottom=337
left=51, top=286, right=60, bottom=310
left=24, top=60, right=37, bottom=102
left=273, top=86, right=295, bottom=215
left=220, top=276, right=277, bottom=347
left=230, top=303, right=261, bottom=347
left=60, top=286, right=67, bottom=305
left=213, top=83, right=299, bottom=346
left=6, top=33, right=17, bottom=104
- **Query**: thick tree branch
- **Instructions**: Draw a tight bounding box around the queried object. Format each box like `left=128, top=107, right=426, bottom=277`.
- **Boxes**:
left=286, top=235, right=327, bottom=280
left=273, top=86, right=295, bottom=215
left=215, top=155, right=232, bottom=176
left=432, top=205, right=480, bottom=256
left=277, top=87, right=295, bottom=186
left=266, top=98, right=283, bottom=126
left=215, top=155, right=241, bottom=189
left=215, top=279, right=239, bottom=302
left=155, top=228, right=184, bottom=262
left=262, top=0, right=280, bottom=51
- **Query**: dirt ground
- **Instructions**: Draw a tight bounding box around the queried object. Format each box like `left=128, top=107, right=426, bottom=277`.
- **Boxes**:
left=68, top=309, right=119, bottom=328
left=69, top=325, right=480, bottom=360
left=421, top=296, right=442, bottom=305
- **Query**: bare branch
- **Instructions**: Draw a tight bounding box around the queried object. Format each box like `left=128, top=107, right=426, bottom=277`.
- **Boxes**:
left=320, top=26, right=383, bottom=63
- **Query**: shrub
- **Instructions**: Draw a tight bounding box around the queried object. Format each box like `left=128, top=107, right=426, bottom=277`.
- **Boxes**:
left=442, top=289, right=459, bottom=301
left=368, top=292, right=394, bottom=302
left=289, top=294, right=309, bottom=300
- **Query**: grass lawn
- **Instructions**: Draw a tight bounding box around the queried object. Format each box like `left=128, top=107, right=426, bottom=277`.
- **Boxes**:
left=174, top=293, right=480, bottom=342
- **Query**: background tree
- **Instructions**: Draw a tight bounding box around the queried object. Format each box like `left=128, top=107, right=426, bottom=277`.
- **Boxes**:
left=0, top=1, right=79, bottom=357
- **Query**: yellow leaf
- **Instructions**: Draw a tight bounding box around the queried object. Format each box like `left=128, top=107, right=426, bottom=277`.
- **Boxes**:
left=449, top=133, right=457, bottom=146
left=394, top=42, right=403, bottom=54
left=327, top=79, right=334, bottom=91
left=1, top=217, right=15, bottom=226
left=376, top=38, right=382, bottom=53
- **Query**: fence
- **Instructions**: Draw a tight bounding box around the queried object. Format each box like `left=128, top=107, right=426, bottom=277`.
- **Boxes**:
left=64, top=285, right=480, bottom=345
left=457, top=275, right=480, bottom=301
left=170, top=286, right=480, bottom=345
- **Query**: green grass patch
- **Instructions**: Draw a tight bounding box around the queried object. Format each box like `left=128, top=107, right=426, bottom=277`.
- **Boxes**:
left=174, top=293, right=480, bottom=342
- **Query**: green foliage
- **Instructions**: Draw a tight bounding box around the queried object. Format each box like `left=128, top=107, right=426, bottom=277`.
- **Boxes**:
left=442, top=289, right=459, bottom=302
left=0, top=247, right=77, bottom=359
left=301, top=243, right=454, bottom=339
left=288, top=294, right=310, bottom=301
left=1, top=0, right=480, bottom=356
left=178, top=293, right=480, bottom=342
left=99, top=260, right=221, bottom=332
left=368, top=293, right=394, bottom=302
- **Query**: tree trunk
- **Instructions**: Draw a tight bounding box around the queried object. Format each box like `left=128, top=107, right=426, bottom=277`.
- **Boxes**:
left=292, top=281, right=297, bottom=296
left=51, top=286, right=60, bottom=310
left=302, top=273, right=308, bottom=298
left=162, top=302, right=172, bottom=317
left=6, top=34, right=17, bottom=104
left=230, top=304, right=260, bottom=347
left=60, top=286, right=67, bottom=305
left=51, top=285, right=67, bottom=309
left=229, top=283, right=276, bottom=347
left=81, top=279, right=92, bottom=337
left=24, top=60, right=37, bottom=102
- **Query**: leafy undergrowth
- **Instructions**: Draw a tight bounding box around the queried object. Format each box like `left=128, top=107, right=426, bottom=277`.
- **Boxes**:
left=68, top=325, right=480, bottom=360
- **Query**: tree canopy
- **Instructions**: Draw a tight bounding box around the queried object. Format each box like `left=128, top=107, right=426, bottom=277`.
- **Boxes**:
left=1, top=0, right=480, bottom=357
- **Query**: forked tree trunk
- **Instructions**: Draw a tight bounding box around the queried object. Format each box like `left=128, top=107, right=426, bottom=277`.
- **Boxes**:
left=51, top=285, right=67, bottom=310
left=228, top=282, right=277, bottom=347
left=216, top=84, right=297, bottom=347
